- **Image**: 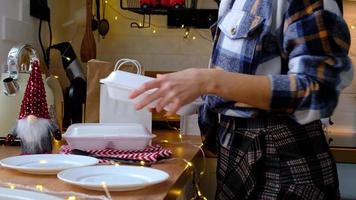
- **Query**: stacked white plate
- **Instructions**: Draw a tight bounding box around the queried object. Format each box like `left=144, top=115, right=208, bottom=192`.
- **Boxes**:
left=0, top=187, right=61, bottom=200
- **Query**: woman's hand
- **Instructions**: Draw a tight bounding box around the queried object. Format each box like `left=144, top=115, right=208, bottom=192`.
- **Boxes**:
left=129, top=68, right=212, bottom=115
left=130, top=68, right=271, bottom=114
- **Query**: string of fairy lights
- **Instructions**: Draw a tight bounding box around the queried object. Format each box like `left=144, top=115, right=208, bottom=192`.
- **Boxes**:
left=159, top=113, right=208, bottom=200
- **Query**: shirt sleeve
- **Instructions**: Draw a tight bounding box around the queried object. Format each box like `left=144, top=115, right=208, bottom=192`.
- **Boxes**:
left=268, top=1, right=353, bottom=124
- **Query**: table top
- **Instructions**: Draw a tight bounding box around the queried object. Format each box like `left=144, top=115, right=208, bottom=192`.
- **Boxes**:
left=0, top=130, right=202, bottom=200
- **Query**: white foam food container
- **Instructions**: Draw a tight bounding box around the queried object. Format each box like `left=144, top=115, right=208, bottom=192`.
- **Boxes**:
left=100, top=70, right=156, bottom=105
left=100, top=70, right=204, bottom=116
left=63, top=123, right=156, bottom=151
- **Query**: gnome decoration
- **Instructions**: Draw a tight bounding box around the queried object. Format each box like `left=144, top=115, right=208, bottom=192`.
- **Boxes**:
left=5, top=59, right=62, bottom=154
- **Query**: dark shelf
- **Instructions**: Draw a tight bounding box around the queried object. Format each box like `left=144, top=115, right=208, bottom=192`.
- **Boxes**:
left=120, top=0, right=199, bottom=15
left=167, top=9, right=217, bottom=28
left=125, top=7, right=190, bottom=15
left=120, top=0, right=218, bottom=29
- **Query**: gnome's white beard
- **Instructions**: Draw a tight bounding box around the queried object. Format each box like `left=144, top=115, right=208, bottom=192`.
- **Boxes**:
left=16, top=117, right=50, bottom=153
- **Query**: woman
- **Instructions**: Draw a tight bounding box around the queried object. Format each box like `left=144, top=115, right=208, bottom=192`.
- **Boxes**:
left=130, top=0, right=353, bottom=199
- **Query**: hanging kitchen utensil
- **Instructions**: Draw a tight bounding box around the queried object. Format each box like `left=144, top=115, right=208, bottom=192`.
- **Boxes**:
left=98, top=0, right=109, bottom=39
left=91, top=0, right=100, bottom=31
left=80, top=0, right=97, bottom=63
left=91, top=14, right=98, bottom=31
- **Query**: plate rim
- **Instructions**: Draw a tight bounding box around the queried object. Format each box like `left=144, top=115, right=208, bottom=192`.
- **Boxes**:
left=0, top=154, right=99, bottom=172
left=0, top=187, right=62, bottom=200
left=57, top=165, right=170, bottom=189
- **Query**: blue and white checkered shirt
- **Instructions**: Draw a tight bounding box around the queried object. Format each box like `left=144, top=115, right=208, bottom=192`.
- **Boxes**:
left=205, top=0, right=353, bottom=124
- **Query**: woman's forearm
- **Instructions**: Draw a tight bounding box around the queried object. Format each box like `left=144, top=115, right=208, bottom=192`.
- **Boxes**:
left=204, top=69, right=272, bottom=110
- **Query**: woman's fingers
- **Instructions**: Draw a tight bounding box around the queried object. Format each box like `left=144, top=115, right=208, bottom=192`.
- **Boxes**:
left=166, top=99, right=182, bottom=116
left=128, top=70, right=204, bottom=113
left=129, top=78, right=162, bottom=99
left=155, top=91, right=177, bottom=113
left=135, top=89, right=163, bottom=110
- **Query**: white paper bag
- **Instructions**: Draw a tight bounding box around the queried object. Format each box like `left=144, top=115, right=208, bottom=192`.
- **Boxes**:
left=99, top=85, right=152, bottom=132
left=99, top=59, right=152, bottom=132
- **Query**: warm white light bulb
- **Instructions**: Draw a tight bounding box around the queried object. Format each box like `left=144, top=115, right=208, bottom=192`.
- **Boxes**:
left=152, top=29, right=157, bottom=34
left=351, top=25, right=355, bottom=30
left=115, top=16, right=118, bottom=20
left=63, top=56, right=71, bottom=61
left=36, top=185, right=44, bottom=192
left=39, top=160, right=48, bottom=164
left=67, top=196, right=76, bottom=200
left=101, top=181, right=107, bottom=188
left=187, top=161, right=193, bottom=167
left=8, top=183, right=15, bottom=190
left=192, top=36, right=196, bottom=40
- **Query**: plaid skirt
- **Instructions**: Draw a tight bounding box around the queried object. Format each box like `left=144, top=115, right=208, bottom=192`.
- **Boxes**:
left=215, top=115, right=340, bottom=200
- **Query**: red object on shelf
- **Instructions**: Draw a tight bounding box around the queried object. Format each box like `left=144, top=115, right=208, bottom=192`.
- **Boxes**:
left=140, top=0, right=185, bottom=8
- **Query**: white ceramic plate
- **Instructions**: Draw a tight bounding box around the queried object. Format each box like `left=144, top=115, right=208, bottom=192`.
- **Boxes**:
left=0, top=187, right=61, bottom=200
left=0, top=154, right=99, bottom=175
left=57, top=165, right=170, bottom=191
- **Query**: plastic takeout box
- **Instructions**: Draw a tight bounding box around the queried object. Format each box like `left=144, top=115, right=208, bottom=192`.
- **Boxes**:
left=100, top=70, right=155, bottom=105
left=63, top=123, right=156, bottom=151
left=100, top=70, right=204, bottom=115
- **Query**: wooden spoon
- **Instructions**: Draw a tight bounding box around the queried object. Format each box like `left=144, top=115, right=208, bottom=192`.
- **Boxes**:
left=80, top=0, right=97, bottom=63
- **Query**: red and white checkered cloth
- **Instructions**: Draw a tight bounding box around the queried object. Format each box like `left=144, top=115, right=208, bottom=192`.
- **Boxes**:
left=60, top=145, right=172, bottom=164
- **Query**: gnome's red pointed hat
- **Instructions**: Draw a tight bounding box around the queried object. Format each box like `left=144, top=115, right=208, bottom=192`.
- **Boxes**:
left=18, top=60, right=50, bottom=120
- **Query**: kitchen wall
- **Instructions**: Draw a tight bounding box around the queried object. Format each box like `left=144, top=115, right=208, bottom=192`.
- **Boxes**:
left=62, top=0, right=216, bottom=73
left=0, top=0, right=36, bottom=70
left=0, top=0, right=70, bottom=81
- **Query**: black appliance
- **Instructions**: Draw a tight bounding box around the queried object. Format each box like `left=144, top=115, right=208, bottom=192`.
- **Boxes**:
left=46, top=42, right=87, bottom=128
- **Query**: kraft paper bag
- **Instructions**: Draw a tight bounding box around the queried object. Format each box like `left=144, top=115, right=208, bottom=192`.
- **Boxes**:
left=85, top=60, right=114, bottom=123
left=85, top=59, right=142, bottom=123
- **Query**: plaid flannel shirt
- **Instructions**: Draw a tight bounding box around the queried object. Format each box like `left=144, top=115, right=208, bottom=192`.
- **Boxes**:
left=205, top=0, right=353, bottom=125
